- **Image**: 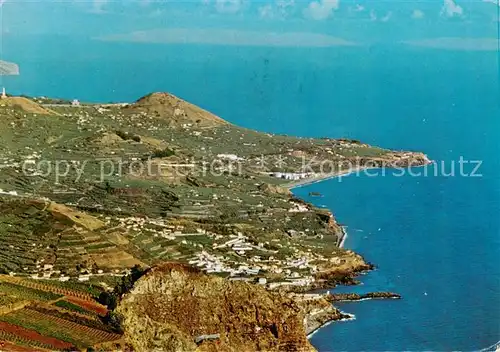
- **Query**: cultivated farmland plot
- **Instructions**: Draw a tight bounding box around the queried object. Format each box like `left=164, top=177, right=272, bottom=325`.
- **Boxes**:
left=0, top=276, right=120, bottom=350
left=0, top=308, right=121, bottom=349
left=0, top=282, right=61, bottom=302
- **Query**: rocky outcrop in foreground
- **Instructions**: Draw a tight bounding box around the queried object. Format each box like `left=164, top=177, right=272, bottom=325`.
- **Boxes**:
left=117, top=263, right=317, bottom=352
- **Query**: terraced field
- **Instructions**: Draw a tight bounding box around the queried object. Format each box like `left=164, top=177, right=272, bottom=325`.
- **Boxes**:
left=54, top=299, right=98, bottom=316
left=64, top=296, right=108, bottom=316
left=1, top=278, right=95, bottom=300
left=0, top=321, right=74, bottom=350
left=0, top=282, right=61, bottom=302
left=0, top=294, right=23, bottom=307
left=0, top=278, right=122, bottom=350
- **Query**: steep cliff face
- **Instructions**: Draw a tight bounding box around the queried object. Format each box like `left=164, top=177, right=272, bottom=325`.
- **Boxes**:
left=117, top=263, right=316, bottom=352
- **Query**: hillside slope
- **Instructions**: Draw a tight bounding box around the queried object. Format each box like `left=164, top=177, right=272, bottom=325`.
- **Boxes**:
left=124, top=92, right=229, bottom=128
left=0, top=97, right=59, bottom=115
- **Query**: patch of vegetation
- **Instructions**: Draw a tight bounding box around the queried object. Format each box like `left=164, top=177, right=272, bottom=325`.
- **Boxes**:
left=54, top=300, right=95, bottom=316
left=0, top=312, right=86, bottom=348
left=0, top=294, right=22, bottom=306
left=85, top=243, right=115, bottom=251
left=32, top=305, right=117, bottom=333
left=115, top=130, right=141, bottom=142
left=98, top=265, right=146, bottom=311
left=0, top=282, right=62, bottom=301
left=27, top=279, right=104, bottom=298
left=151, top=148, right=176, bottom=159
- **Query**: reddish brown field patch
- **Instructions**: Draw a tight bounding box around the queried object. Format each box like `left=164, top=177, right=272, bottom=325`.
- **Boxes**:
left=0, top=322, right=74, bottom=350
left=65, top=297, right=108, bottom=316
left=0, top=340, right=42, bottom=352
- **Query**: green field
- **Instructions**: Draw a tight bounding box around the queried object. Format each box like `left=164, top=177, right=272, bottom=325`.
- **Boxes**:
left=0, top=282, right=62, bottom=302
left=54, top=300, right=95, bottom=316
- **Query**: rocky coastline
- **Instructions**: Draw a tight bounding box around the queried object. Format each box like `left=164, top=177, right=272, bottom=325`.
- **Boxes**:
left=325, top=292, right=402, bottom=302
left=281, top=153, right=430, bottom=340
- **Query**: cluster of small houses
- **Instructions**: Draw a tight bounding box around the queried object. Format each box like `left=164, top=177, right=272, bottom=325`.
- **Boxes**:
left=5, top=213, right=321, bottom=289
left=188, top=250, right=317, bottom=289
left=111, top=218, right=323, bottom=289
left=7, top=261, right=130, bottom=283
left=269, top=171, right=315, bottom=181
left=112, top=216, right=204, bottom=241
left=187, top=233, right=319, bottom=289
left=215, top=154, right=316, bottom=182
left=213, top=234, right=267, bottom=255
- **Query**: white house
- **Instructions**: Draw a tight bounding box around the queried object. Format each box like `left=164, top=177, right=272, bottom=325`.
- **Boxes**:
left=217, top=154, right=243, bottom=161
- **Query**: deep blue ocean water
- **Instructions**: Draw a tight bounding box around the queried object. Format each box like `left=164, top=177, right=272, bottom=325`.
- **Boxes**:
left=2, top=39, right=499, bottom=351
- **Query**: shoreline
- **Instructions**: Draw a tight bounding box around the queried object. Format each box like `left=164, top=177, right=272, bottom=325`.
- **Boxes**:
left=291, top=163, right=421, bottom=343
left=306, top=312, right=356, bottom=339
left=338, top=226, right=348, bottom=248
left=286, top=167, right=367, bottom=190
left=285, top=167, right=359, bottom=249
left=286, top=167, right=371, bottom=342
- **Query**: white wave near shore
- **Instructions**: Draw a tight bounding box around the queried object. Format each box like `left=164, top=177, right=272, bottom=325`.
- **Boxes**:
left=307, top=312, right=356, bottom=339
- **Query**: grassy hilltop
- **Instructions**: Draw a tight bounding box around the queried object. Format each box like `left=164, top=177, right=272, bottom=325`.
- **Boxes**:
left=0, top=93, right=428, bottom=351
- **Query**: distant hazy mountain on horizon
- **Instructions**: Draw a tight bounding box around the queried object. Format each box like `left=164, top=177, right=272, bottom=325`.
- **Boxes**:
left=0, top=60, right=19, bottom=75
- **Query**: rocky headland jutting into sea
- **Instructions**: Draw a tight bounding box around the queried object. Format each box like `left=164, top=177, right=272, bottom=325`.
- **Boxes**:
left=0, top=92, right=430, bottom=351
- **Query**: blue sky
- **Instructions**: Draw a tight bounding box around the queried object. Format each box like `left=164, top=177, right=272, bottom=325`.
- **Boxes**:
left=0, top=0, right=499, bottom=49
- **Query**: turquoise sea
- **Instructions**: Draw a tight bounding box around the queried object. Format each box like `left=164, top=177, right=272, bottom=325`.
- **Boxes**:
left=3, top=37, right=500, bottom=351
